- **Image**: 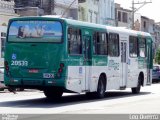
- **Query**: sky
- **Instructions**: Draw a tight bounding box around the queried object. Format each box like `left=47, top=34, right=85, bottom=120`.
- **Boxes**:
left=114, top=0, right=159, bottom=22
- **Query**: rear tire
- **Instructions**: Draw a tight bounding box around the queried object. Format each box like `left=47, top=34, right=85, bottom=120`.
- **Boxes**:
left=44, top=88, right=63, bottom=100
left=96, top=75, right=106, bottom=98
left=0, top=88, right=4, bottom=91
left=131, top=75, right=141, bottom=94
left=8, top=87, right=16, bottom=92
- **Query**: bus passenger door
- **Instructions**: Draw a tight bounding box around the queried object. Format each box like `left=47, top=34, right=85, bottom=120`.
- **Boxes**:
left=146, top=38, right=153, bottom=84
left=120, top=41, right=128, bottom=88
left=82, top=35, right=92, bottom=91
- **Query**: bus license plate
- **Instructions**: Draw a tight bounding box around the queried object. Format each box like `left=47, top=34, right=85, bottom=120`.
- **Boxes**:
left=43, top=73, right=54, bottom=78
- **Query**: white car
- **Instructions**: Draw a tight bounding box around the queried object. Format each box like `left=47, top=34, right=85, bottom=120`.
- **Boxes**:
left=0, top=66, right=6, bottom=90
left=0, top=67, right=24, bottom=91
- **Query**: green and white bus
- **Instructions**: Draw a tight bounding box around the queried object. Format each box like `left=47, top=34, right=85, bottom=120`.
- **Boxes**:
left=4, top=16, right=153, bottom=99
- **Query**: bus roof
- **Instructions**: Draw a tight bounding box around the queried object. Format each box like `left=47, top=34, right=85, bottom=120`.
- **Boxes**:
left=9, top=16, right=152, bottom=38
left=63, top=18, right=151, bottom=37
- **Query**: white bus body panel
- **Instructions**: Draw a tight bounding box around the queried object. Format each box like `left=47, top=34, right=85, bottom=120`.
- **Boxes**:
left=65, top=25, right=151, bottom=93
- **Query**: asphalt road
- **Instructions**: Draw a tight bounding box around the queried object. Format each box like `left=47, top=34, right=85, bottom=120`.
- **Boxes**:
left=0, top=83, right=160, bottom=115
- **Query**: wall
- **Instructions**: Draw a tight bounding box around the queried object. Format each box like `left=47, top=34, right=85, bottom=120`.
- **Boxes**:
left=15, top=0, right=79, bottom=19
left=115, top=3, right=132, bottom=29
left=99, top=0, right=115, bottom=25
left=78, top=0, right=99, bottom=23
left=53, top=0, right=78, bottom=19
left=0, top=0, right=18, bottom=66
left=141, top=16, right=149, bottom=32
left=0, top=0, right=18, bottom=25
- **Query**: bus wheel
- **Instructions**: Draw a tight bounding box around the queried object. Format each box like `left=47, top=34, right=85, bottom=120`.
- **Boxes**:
left=96, top=75, right=106, bottom=98
left=131, top=75, right=141, bottom=94
left=8, top=87, right=16, bottom=92
left=44, top=88, right=63, bottom=100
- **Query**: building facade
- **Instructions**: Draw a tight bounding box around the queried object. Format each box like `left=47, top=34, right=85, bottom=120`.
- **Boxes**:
left=79, top=0, right=115, bottom=25
left=99, top=0, right=115, bottom=25
left=78, top=0, right=99, bottom=23
left=0, top=0, right=19, bottom=26
left=0, top=0, right=19, bottom=66
left=115, top=3, right=132, bottom=29
left=14, top=0, right=79, bottom=19
left=154, top=23, right=160, bottom=53
left=141, top=16, right=150, bottom=32
left=53, top=0, right=78, bottom=20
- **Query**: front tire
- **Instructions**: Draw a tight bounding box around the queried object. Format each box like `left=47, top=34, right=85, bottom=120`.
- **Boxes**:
left=44, top=88, right=63, bottom=100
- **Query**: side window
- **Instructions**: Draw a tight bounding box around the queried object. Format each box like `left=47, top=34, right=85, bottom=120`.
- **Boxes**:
left=68, top=27, right=82, bottom=55
left=129, top=36, right=138, bottom=57
left=108, top=33, right=119, bottom=57
left=93, top=32, right=108, bottom=55
left=139, top=38, right=146, bottom=57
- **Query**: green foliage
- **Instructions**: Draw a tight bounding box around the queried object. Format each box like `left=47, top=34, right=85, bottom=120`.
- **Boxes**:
left=155, top=48, right=160, bottom=64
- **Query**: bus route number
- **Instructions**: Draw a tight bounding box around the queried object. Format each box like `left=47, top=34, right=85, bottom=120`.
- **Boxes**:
left=11, top=60, right=28, bottom=66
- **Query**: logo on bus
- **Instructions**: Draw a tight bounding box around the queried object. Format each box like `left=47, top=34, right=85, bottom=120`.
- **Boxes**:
left=12, top=54, right=17, bottom=60
left=108, top=60, right=120, bottom=70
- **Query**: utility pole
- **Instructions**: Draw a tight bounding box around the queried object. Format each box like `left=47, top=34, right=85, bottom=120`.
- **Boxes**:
left=61, top=0, right=77, bottom=18
left=132, top=0, right=152, bottom=30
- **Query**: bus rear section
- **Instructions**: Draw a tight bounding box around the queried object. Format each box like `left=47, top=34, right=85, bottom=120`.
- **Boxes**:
left=4, top=18, right=67, bottom=98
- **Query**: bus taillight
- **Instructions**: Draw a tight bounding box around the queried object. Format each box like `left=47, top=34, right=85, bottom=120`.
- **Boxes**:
left=58, top=63, right=64, bottom=73
left=5, top=61, right=9, bottom=71
left=58, top=68, right=63, bottom=73
left=60, top=63, right=64, bottom=68
left=57, top=63, right=65, bottom=77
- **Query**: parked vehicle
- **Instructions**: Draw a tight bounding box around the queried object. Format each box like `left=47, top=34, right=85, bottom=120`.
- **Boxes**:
left=152, top=65, right=160, bottom=83
left=0, top=66, right=23, bottom=91
left=0, top=66, right=7, bottom=90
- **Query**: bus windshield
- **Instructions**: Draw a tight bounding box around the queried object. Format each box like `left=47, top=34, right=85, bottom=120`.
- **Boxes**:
left=8, top=20, right=63, bottom=42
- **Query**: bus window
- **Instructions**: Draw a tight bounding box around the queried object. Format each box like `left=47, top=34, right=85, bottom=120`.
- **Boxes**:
left=8, top=21, right=63, bottom=42
left=139, top=38, right=146, bottom=57
left=129, top=36, right=138, bottom=57
left=108, top=33, right=119, bottom=57
left=93, top=32, right=108, bottom=55
left=68, top=28, right=82, bottom=55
